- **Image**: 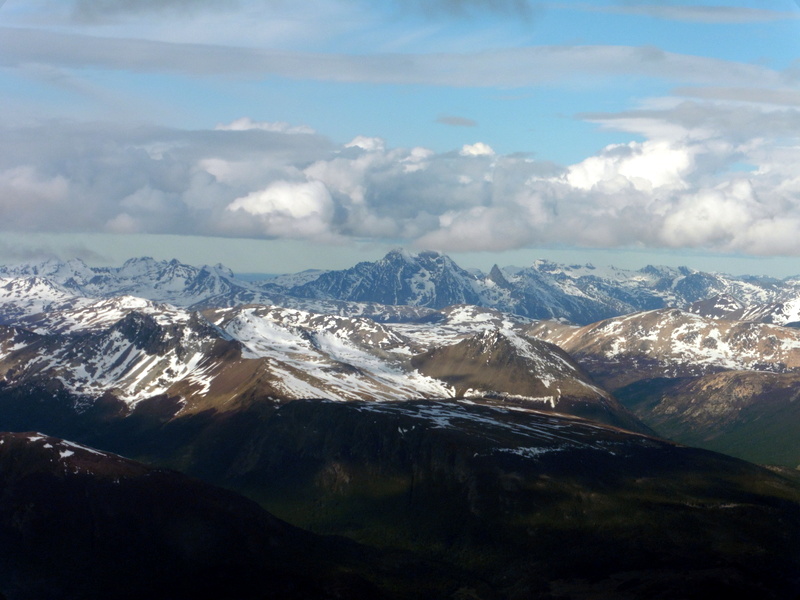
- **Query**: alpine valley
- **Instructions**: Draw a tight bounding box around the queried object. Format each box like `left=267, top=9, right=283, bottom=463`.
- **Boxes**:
left=0, top=250, right=799, bottom=599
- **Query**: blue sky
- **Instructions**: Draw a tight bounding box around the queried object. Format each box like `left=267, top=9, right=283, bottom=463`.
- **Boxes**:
left=2, top=0, right=800, bottom=275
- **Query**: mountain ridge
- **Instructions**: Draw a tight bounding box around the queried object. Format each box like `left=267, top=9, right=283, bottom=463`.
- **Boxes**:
left=4, top=248, right=800, bottom=325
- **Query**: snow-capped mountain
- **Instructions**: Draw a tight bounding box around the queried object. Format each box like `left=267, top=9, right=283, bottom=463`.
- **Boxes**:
left=528, top=308, right=800, bottom=388
left=281, top=249, right=483, bottom=308
left=0, top=257, right=272, bottom=308
left=0, top=276, right=89, bottom=322
left=0, top=305, right=227, bottom=405
left=688, top=293, right=800, bottom=326
left=0, top=292, right=639, bottom=429
left=266, top=250, right=799, bottom=324
left=3, top=250, right=800, bottom=325
left=3, top=256, right=800, bottom=598
left=528, top=307, right=800, bottom=466
left=0, top=256, right=440, bottom=323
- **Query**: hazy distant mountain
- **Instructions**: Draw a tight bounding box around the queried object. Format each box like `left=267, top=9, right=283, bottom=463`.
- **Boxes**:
left=3, top=249, right=799, bottom=325
left=268, top=250, right=796, bottom=324
left=0, top=256, right=438, bottom=322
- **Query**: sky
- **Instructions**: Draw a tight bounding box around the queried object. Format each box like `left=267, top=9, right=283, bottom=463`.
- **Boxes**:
left=3, top=1, right=800, bottom=276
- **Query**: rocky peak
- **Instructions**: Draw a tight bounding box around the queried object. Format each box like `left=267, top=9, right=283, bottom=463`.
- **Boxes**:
left=487, top=264, right=511, bottom=288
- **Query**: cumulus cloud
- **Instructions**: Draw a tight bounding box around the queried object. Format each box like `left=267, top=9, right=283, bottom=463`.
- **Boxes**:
left=460, top=142, right=495, bottom=157
left=564, top=140, right=694, bottom=192
left=226, top=179, right=335, bottom=238
left=345, top=136, right=386, bottom=152
left=227, top=180, right=331, bottom=219
left=4, top=94, right=800, bottom=259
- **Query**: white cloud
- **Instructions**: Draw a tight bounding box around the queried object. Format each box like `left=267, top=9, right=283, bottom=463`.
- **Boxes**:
left=345, top=136, right=386, bottom=152
left=228, top=179, right=332, bottom=219
left=460, top=142, right=495, bottom=157
left=565, top=140, right=693, bottom=192
left=660, top=180, right=761, bottom=248
left=3, top=98, right=800, bottom=258
left=105, top=212, right=140, bottom=234
left=401, top=147, right=434, bottom=173
left=0, top=167, right=70, bottom=204
left=225, top=179, right=335, bottom=237
left=215, top=117, right=315, bottom=135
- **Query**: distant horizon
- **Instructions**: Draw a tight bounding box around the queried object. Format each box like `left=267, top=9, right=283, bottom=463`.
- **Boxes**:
left=2, top=233, right=799, bottom=280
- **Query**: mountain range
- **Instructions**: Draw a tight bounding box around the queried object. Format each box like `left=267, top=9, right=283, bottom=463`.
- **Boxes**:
left=1, top=249, right=800, bottom=598
left=4, top=248, right=800, bottom=325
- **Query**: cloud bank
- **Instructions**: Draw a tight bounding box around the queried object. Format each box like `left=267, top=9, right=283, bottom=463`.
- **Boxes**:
left=3, top=99, right=800, bottom=257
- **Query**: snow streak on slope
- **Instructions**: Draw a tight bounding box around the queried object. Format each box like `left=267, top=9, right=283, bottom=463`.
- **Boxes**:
left=22, top=296, right=187, bottom=334
left=8, top=432, right=132, bottom=476
left=2, top=309, right=223, bottom=404
left=0, top=280, right=620, bottom=417
left=209, top=305, right=454, bottom=402
left=530, top=308, right=800, bottom=375
left=0, top=277, right=90, bottom=322
left=356, top=399, right=659, bottom=457
left=392, top=304, right=535, bottom=349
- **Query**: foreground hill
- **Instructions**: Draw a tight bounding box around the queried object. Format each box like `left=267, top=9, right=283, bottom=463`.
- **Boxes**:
left=0, top=431, right=412, bottom=600
left=0, top=400, right=797, bottom=599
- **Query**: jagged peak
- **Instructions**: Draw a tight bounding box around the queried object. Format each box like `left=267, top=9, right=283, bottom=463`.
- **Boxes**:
left=487, top=264, right=510, bottom=287
left=531, top=259, right=558, bottom=270
left=465, top=327, right=527, bottom=352
left=382, top=247, right=418, bottom=264
left=197, top=263, right=235, bottom=279
left=639, top=264, right=694, bottom=277
left=122, top=256, right=158, bottom=267
left=382, top=248, right=449, bottom=266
